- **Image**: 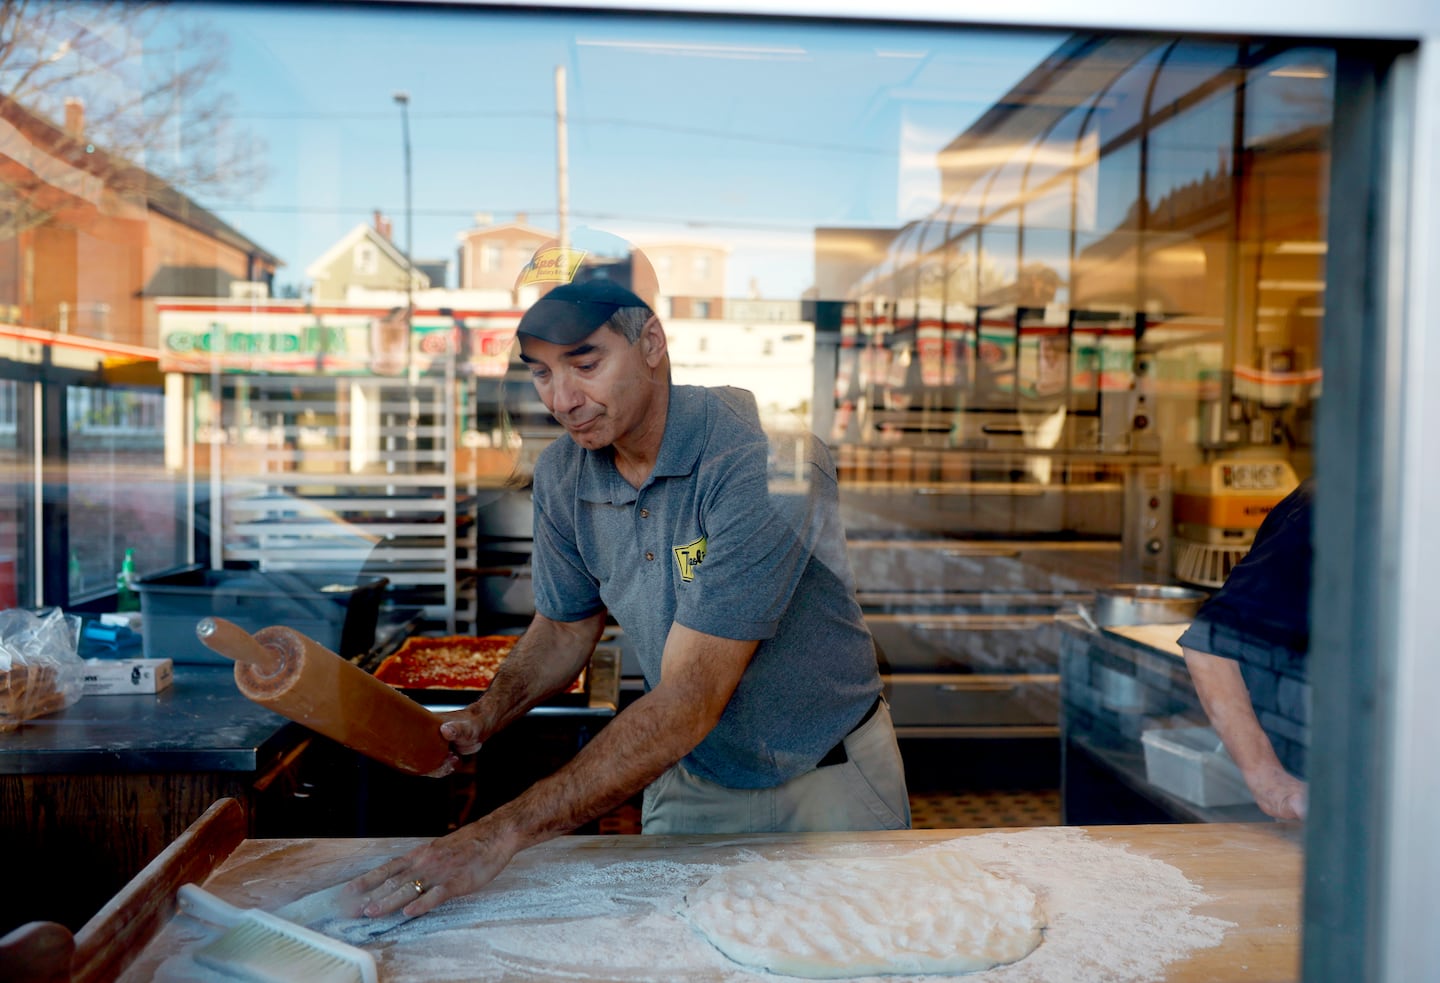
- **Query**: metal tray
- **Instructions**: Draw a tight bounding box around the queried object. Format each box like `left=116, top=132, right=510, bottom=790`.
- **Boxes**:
left=383, top=646, right=621, bottom=718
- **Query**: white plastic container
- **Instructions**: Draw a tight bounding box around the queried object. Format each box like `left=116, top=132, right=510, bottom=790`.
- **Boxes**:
left=1140, top=725, right=1254, bottom=807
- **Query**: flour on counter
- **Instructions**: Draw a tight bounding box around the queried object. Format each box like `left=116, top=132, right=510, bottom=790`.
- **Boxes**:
left=154, top=829, right=1232, bottom=983
left=370, top=829, right=1229, bottom=982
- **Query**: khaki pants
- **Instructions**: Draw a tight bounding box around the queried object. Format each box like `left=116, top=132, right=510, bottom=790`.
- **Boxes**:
left=640, top=699, right=911, bottom=834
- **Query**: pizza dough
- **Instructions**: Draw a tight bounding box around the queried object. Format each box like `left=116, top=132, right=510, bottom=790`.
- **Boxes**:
left=682, top=852, right=1044, bottom=978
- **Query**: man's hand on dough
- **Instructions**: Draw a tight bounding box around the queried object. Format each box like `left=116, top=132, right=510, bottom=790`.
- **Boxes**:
left=349, top=818, right=520, bottom=918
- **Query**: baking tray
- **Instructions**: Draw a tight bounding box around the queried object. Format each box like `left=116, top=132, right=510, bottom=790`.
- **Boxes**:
left=404, top=647, right=620, bottom=717
left=394, top=675, right=590, bottom=708
left=374, top=633, right=590, bottom=708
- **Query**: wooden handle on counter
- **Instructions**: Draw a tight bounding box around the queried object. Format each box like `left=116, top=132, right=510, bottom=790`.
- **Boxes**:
left=0, top=921, right=73, bottom=983
left=196, top=617, right=451, bottom=776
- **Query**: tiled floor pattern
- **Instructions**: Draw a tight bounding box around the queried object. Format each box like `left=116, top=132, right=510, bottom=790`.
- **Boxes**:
left=908, top=788, right=1061, bottom=829
left=591, top=788, right=1061, bottom=835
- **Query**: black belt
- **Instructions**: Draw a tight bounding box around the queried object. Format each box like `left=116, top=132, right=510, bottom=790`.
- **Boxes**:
left=817, top=696, right=881, bottom=768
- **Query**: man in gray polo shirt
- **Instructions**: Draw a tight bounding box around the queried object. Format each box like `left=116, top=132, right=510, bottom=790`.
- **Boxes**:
left=353, top=276, right=908, bottom=920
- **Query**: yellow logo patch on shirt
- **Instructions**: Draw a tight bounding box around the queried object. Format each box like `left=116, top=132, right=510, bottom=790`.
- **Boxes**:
left=673, top=536, right=707, bottom=582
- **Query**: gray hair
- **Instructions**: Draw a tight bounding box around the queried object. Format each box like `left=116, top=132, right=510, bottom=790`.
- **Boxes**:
left=606, top=306, right=653, bottom=343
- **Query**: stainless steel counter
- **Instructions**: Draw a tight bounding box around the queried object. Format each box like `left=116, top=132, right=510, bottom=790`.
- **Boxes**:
left=0, top=666, right=298, bottom=775
left=1057, top=616, right=1273, bottom=825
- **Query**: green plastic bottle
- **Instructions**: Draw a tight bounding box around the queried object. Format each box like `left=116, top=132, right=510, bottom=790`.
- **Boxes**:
left=116, top=548, right=140, bottom=612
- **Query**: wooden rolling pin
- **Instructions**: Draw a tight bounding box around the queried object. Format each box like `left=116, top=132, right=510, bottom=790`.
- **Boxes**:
left=196, top=617, right=450, bottom=776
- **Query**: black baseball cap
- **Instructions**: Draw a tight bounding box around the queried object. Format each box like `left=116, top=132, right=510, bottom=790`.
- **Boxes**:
left=515, top=279, right=654, bottom=345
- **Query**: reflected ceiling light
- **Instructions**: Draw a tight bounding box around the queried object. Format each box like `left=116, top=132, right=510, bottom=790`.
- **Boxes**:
left=1269, top=66, right=1329, bottom=79
left=576, top=38, right=806, bottom=59
left=1259, top=306, right=1326, bottom=318
left=1273, top=241, right=1328, bottom=255
left=934, top=144, right=1039, bottom=171
left=1257, top=279, right=1327, bottom=291
left=875, top=50, right=927, bottom=59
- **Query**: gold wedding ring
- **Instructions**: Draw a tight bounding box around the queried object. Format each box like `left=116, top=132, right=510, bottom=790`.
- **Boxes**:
left=411, top=878, right=425, bottom=896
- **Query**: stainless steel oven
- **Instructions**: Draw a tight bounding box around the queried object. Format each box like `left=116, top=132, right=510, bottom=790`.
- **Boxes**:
left=838, top=451, right=1170, bottom=739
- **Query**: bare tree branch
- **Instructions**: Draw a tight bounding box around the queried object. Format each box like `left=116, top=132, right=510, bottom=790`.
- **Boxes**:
left=0, top=0, right=266, bottom=238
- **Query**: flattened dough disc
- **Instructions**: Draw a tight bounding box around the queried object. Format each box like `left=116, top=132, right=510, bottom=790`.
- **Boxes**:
left=683, top=852, right=1044, bottom=978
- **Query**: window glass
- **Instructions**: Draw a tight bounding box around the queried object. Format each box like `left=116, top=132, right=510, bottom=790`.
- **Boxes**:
left=1024, top=102, right=1092, bottom=203
left=0, top=5, right=1372, bottom=913
left=1072, top=141, right=1143, bottom=317
left=1020, top=225, right=1071, bottom=311
left=1150, top=40, right=1242, bottom=119
left=1246, top=48, right=1337, bottom=148
left=981, top=135, right=1042, bottom=222
left=1144, top=89, right=1235, bottom=321
left=1147, top=88, right=1235, bottom=226
left=354, top=242, right=378, bottom=276
left=66, top=385, right=181, bottom=598
left=1091, top=45, right=1167, bottom=148
left=1094, top=140, right=1144, bottom=236
left=0, top=380, right=21, bottom=609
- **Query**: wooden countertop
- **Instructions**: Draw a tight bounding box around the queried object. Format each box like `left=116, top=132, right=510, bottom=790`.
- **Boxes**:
left=1100, top=622, right=1190, bottom=658
left=88, top=800, right=1303, bottom=983
left=1057, top=614, right=1191, bottom=664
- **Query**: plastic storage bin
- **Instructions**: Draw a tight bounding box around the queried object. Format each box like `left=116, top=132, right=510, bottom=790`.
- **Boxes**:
left=1140, top=725, right=1255, bottom=808
left=136, top=566, right=387, bottom=665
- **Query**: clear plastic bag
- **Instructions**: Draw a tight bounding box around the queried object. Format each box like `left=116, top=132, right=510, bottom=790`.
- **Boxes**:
left=0, top=607, right=84, bottom=732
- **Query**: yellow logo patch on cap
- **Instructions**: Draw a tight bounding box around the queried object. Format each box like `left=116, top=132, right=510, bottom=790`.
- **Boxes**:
left=673, top=536, right=707, bottom=582
left=517, top=246, right=589, bottom=287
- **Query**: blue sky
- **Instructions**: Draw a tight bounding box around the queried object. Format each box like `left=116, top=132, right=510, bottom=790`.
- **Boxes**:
left=188, top=4, right=1061, bottom=298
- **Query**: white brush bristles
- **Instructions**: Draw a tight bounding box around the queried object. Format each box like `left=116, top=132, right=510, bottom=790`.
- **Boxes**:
left=178, top=884, right=379, bottom=983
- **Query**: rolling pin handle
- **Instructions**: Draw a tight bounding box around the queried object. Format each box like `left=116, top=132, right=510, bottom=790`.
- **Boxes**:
left=196, top=617, right=285, bottom=677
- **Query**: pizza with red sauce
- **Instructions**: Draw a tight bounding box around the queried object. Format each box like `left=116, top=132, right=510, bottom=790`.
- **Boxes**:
left=374, top=635, right=584, bottom=694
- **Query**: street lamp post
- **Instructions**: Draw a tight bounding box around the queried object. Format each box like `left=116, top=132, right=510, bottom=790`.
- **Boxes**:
left=393, top=90, right=414, bottom=369
left=390, top=90, right=416, bottom=487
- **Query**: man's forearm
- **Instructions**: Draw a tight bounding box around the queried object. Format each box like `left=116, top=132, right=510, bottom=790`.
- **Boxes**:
left=487, top=681, right=713, bottom=851
left=353, top=625, right=757, bottom=917
left=467, top=615, right=602, bottom=738
left=484, top=623, right=754, bottom=847
left=1182, top=646, right=1307, bottom=820
left=348, top=680, right=715, bottom=921
left=1182, top=647, right=1286, bottom=777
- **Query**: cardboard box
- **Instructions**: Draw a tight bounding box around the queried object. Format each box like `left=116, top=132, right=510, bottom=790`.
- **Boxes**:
left=82, top=658, right=174, bottom=696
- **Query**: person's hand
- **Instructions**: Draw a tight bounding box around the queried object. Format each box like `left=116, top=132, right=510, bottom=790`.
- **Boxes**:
left=1246, top=765, right=1308, bottom=821
left=424, top=706, right=487, bottom=778
left=347, top=818, right=521, bottom=918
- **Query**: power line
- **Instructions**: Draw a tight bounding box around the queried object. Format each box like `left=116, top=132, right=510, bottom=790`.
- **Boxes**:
left=224, top=109, right=895, bottom=157
left=206, top=203, right=832, bottom=234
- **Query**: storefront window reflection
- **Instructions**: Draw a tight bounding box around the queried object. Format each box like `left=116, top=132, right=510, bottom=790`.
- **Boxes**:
left=0, top=380, right=19, bottom=609
left=65, top=386, right=180, bottom=599
left=1149, top=40, right=1241, bottom=118
left=1245, top=49, right=1337, bottom=149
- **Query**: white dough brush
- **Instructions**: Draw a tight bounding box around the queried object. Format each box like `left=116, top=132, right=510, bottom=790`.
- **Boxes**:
left=177, top=883, right=379, bottom=983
